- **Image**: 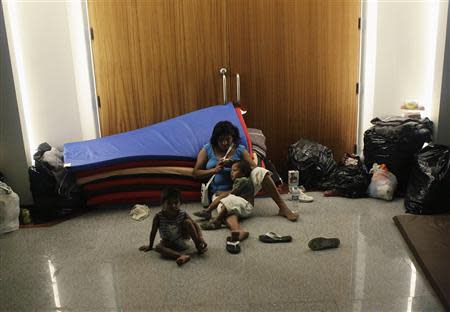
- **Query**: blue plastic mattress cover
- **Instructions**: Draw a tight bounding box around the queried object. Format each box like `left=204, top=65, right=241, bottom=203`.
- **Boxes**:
left=64, top=103, right=249, bottom=171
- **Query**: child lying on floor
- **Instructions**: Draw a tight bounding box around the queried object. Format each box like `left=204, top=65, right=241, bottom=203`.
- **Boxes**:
left=194, top=160, right=254, bottom=243
left=139, top=187, right=207, bottom=266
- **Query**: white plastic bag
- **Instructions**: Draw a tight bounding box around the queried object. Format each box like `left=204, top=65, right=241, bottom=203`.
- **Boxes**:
left=368, top=164, right=398, bottom=201
left=201, top=176, right=214, bottom=207
left=130, top=204, right=150, bottom=221
left=0, top=182, right=20, bottom=234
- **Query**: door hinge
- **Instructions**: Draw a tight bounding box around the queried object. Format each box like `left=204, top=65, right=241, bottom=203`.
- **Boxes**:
left=353, top=144, right=357, bottom=154
left=90, top=27, right=94, bottom=40
left=358, top=17, right=361, bottom=30
left=356, top=82, right=359, bottom=95
left=97, top=95, right=101, bottom=108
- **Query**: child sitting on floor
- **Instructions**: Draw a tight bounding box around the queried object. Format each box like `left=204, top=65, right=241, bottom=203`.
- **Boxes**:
left=194, top=160, right=254, bottom=238
left=139, top=187, right=207, bottom=266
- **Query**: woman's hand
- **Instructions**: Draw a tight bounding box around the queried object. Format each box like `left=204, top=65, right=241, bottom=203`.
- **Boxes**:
left=213, top=161, right=225, bottom=173
left=194, top=148, right=220, bottom=179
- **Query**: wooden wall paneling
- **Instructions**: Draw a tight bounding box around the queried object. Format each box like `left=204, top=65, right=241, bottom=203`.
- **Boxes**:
left=88, top=1, right=142, bottom=136
left=227, top=0, right=361, bottom=172
left=88, top=0, right=229, bottom=136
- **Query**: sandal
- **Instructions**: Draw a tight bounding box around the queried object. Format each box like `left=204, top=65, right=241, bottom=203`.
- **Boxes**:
left=226, top=236, right=241, bottom=254
left=193, top=210, right=212, bottom=220
left=258, top=232, right=292, bottom=243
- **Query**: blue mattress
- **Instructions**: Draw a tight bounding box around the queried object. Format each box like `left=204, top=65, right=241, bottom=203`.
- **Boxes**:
left=64, top=103, right=249, bottom=171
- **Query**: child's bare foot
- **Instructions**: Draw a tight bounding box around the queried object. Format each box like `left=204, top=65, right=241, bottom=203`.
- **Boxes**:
left=176, top=254, right=190, bottom=266
left=196, top=241, right=208, bottom=254
left=231, top=230, right=249, bottom=241
left=278, top=209, right=299, bottom=222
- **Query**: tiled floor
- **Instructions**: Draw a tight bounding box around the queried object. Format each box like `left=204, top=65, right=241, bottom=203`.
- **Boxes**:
left=0, top=193, right=445, bottom=311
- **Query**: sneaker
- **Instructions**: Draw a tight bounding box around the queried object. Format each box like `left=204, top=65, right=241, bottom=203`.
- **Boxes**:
left=299, top=190, right=314, bottom=203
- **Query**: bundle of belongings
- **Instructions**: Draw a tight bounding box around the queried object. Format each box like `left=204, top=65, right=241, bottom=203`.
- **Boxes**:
left=63, top=103, right=253, bottom=206
left=287, top=139, right=370, bottom=198
left=322, top=154, right=371, bottom=198
left=363, top=116, right=433, bottom=192
left=29, top=143, right=84, bottom=222
left=287, top=138, right=337, bottom=190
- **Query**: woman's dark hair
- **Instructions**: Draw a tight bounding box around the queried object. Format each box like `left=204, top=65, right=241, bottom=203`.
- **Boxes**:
left=233, top=160, right=252, bottom=177
left=210, top=121, right=240, bottom=148
left=161, top=187, right=182, bottom=204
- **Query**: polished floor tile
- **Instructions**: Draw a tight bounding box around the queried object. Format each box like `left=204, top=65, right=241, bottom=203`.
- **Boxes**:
left=0, top=193, right=445, bottom=311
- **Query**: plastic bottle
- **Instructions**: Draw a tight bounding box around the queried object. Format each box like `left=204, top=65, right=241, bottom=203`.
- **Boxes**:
left=291, top=186, right=300, bottom=209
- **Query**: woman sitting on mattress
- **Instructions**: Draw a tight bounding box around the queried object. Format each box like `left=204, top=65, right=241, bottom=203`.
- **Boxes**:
left=193, top=121, right=298, bottom=234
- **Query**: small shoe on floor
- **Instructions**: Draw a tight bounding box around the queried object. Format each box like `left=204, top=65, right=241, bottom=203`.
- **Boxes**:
left=259, top=232, right=292, bottom=243
left=299, top=190, right=314, bottom=203
left=226, top=236, right=241, bottom=254
left=308, top=237, right=340, bottom=251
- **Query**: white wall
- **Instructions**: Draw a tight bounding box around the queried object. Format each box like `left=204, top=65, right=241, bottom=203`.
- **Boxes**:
left=2, top=1, right=98, bottom=162
left=359, top=0, right=448, bottom=149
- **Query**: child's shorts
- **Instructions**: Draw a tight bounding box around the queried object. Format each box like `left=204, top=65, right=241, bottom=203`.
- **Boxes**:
left=250, top=167, right=271, bottom=195
left=218, top=194, right=253, bottom=218
left=161, top=238, right=190, bottom=251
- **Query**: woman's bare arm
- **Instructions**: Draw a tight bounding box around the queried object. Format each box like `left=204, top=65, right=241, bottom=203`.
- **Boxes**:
left=192, top=148, right=223, bottom=180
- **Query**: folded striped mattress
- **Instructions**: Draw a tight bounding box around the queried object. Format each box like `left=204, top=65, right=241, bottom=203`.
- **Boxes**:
left=64, top=103, right=252, bottom=206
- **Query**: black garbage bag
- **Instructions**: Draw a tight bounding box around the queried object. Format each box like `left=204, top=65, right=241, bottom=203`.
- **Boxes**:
left=288, top=139, right=337, bottom=189
left=29, top=143, right=85, bottom=223
left=404, top=145, right=450, bottom=215
left=322, top=154, right=371, bottom=198
left=364, top=117, right=433, bottom=192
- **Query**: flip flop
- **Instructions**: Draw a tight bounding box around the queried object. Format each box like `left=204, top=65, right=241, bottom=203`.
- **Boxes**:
left=226, top=236, right=241, bottom=254
left=258, top=232, right=292, bottom=243
left=308, top=237, right=340, bottom=251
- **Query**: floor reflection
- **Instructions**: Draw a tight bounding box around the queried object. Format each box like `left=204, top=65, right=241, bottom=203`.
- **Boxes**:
left=407, top=261, right=417, bottom=312
left=352, top=215, right=366, bottom=312
left=48, top=259, right=61, bottom=311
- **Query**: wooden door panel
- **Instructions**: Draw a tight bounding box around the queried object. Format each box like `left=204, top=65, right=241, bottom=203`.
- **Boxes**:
left=88, top=0, right=228, bottom=136
left=228, top=0, right=360, bottom=171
